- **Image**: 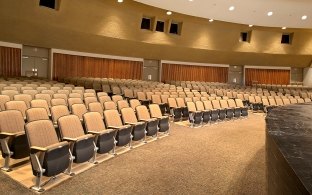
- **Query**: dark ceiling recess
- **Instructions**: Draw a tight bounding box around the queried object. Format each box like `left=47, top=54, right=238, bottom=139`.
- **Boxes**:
left=281, top=33, right=293, bottom=44
left=39, top=0, right=56, bottom=9
left=170, top=23, right=179, bottom=34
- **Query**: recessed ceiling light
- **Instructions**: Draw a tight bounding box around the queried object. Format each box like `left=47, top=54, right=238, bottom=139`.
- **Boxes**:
left=282, top=27, right=287, bottom=30
left=267, top=11, right=273, bottom=16
left=229, top=6, right=235, bottom=11
left=209, top=19, right=214, bottom=22
left=302, top=15, right=307, bottom=20
left=166, top=11, right=172, bottom=15
left=117, top=0, right=123, bottom=3
left=249, top=24, right=253, bottom=27
left=188, top=0, right=194, bottom=2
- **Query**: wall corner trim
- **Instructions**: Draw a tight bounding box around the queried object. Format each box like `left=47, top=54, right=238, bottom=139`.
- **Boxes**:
left=0, top=41, right=22, bottom=49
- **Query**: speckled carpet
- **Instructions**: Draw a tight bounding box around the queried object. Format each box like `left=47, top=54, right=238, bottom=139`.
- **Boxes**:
left=0, top=113, right=267, bottom=195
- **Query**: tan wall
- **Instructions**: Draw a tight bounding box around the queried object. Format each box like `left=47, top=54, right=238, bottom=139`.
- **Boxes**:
left=0, top=0, right=311, bottom=67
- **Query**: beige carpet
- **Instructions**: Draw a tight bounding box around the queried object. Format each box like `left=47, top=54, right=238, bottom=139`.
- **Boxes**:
left=0, top=113, right=267, bottom=195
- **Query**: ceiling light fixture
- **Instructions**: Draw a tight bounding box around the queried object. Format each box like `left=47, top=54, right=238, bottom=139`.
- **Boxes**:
left=166, top=11, right=172, bottom=15
left=117, top=0, right=123, bottom=3
left=302, top=15, right=307, bottom=20
left=267, top=11, right=273, bottom=16
left=229, top=6, right=235, bottom=11
left=209, top=19, right=214, bottom=22
left=282, top=27, right=287, bottom=30
left=249, top=24, right=253, bottom=27
left=188, top=0, right=194, bottom=2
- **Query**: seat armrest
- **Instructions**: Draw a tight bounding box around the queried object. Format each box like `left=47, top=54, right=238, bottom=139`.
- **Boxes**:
left=88, top=131, right=101, bottom=135
left=46, top=141, right=69, bottom=151
left=30, top=146, right=47, bottom=154
left=108, top=126, right=120, bottom=129
left=63, top=137, right=78, bottom=142
left=125, top=122, right=138, bottom=126
left=0, top=132, right=15, bottom=139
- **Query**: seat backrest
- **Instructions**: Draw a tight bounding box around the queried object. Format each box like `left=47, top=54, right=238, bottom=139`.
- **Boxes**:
left=69, top=93, right=82, bottom=99
left=304, top=98, right=311, bottom=103
left=282, top=98, right=291, bottom=105
left=289, top=98, right=297, bottom=104
left=71, top=89, right=83, bottom=96
left=1, top=90, right=19, bottom=100
left=22, top=89, right=38, bottom=99
left=58, top=115, right=85, bottom=138
left=176, top=97, right=186, bottom=107
left=35, top=93, right=52, bottom=107
left=235, top=99, right=244, bottom=107
left=26, top=107, right=49, bottom=122
left=212, top=100, right=221, bottom=109
left=117, top=100, right=129, bottom=112
left=160, top=95, right=169, bottom=103
left=149, top=104, right=162, bottom=118
left=203, top=100, right=214, bottom=110
left=297, top=98, right=304, bottom=103
left=0, top=110, right=25, bottom=134
left=121, top=107, right=138, bottom=123
left=268, top=98, right=277, bottom=106
left=99, top=95, right=112, bottom=105
left=85, top=89, right=96, bottom=94
left=129, top=99, right=141, bottom=110
left=68, top=97, right=83, bottom=108
left=84, top=92, right=96, bottom=99
left=275, top=98, right=284, bottom=106
left=25, top=120, right=59, bottom=148
left=168, top=97, right=178, bottom=108
left=186, top=101, right=197, bottom=112
left=227, top=99, right=236, bottom=108
left=30, top=99, right=50, bottom=115
left=0, top=95, right=10, bottom=110
left=13, top=94, right=32, bottom=108
left=41, top=90, right=55, bottom=96
left=57, top=89, right=70, bottom=96
left=136, top=105, right=151, bottom=120
left=219, top=100, right=229, bottom=109
left=112, top=95, right=123, bottom=104
left=50, top=87, right=61, bottom=92
left=152, top=95, right=162, bottom=104
left=104, top=101, right=117, bottom=110
left=51, top=98, right=67, bottom=106
left=104, top=109, right=123, bottom=127
left=195, top=101, right=205, bottom=111
left=53, top=93, right=68, bottom=100
left=71, top=103, right=88, bottom=120
left=97, top=92, right=108, bottom=99
left=51, top=105, right=70, bottom=124
left=84, top=97, right=98, bottom=107
left=137, top=92, right=146, bottom=101
left=83, top=112, right=106, bottom=133
left=88, top=102, right=104, bottom=118
left=5, top=100, right=27, bottom=118
left=262, top=99, right=269, bottom=106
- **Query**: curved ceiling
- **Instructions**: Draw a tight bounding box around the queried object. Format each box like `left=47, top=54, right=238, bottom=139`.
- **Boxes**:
left=134, top=0, right=312, bottom=29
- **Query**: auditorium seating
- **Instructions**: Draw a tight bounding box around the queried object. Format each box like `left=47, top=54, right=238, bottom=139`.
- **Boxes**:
left=25, top=120, right=72, bottom=192
left=1, top=76, right=312, bottom=192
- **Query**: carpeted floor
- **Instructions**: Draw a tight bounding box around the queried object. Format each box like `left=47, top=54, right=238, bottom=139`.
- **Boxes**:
left=0, top=113, right=267, bottom=195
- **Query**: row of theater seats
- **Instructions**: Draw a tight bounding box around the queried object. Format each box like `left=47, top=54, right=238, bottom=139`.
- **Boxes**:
left=0, top=80, right=172, bottom=192
left=166, top=98, right=248, bottom=126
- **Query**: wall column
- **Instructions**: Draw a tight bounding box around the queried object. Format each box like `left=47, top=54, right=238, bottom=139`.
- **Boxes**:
left=303, top=66, right=312, bottom=86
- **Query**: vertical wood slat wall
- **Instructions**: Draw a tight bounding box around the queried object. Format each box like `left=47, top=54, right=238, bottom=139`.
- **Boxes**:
left=53, top=53, right=143, bottom=80
left=245, top=68, right=290, bottom=86
left=0, top=46, right=21, bottom=77
left=162, top=63, right=228, bottom=83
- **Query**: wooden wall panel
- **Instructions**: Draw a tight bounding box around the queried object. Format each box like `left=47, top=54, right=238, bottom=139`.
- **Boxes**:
left=53, top=53, right=143, bottom=80
left=0, top=46, right=21, bottom=77
left=162, top=63, right=228, bottom=83
left=245, top=68, right=290, bottom=86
